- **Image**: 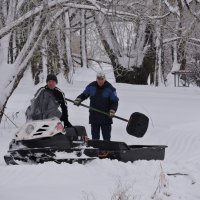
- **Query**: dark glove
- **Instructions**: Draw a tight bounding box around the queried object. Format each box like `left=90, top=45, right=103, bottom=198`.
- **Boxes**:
left=109, top=109, right=115, bottom=118
left=60, top=115, right=72, bottom=127
left=74, top=98, right=82, bottom=106
left=64, top=119, right=72, bottom=127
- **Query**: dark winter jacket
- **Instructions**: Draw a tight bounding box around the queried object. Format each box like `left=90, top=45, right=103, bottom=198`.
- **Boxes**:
left=26, top=85, right=68, bottom=122
left=77, top=81, right=119, bottom=124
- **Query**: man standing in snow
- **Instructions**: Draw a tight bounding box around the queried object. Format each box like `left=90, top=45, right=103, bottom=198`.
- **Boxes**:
left=26, top=74, right=72, bottom=127
left=74, top=72, right=119, bottom=141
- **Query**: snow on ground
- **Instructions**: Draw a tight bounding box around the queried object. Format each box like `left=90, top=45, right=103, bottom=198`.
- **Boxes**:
left=0, top=68, right=200, bottom=200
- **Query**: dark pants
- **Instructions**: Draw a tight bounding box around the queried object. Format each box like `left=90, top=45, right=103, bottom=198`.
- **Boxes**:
left=91, top=124, right=112, bottom=141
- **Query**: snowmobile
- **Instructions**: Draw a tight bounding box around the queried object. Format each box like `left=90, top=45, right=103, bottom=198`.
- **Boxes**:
left=4, top=117, right=98, bottom=165
left=4, top=117, right=167, bottom=165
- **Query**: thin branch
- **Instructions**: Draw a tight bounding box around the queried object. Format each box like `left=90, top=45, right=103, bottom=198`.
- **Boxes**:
left=0, top=0, right=70, bottom=39
left=183, top=0, right=200, bottom=21
left=167, top=173, right=188, bottom=176
left=1, top=0, right=173, bottom=40
left=72, top=53, right=111, bottom=65
left=163, top=37, right=181, bottom=44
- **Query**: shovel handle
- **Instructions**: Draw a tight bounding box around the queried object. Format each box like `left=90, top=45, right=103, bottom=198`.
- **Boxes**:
left=113, top=115, right=128, bottom=122
left=65, top=98, right=128, bottom=122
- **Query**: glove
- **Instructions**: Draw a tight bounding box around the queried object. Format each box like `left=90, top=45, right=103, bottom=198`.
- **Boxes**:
left=109, top=109, right=115, bottom=118
left=64, top=119, right=72, bottom=127
left=60, top=115, right=72, bottom=127
left=74, top=98, right=82, bottom=106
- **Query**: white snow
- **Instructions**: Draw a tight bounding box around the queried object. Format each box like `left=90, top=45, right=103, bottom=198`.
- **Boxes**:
left=0, top=68, right=200, bottom=200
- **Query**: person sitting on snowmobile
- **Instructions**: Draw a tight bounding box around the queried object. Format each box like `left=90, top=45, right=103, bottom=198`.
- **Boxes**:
left=25, top=74, right=72, bottom=127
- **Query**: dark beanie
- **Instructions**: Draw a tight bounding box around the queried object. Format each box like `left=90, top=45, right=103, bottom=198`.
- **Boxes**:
left=46, top=74, right=58, bottom=83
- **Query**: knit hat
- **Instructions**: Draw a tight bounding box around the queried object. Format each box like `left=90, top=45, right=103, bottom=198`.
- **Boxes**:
left=96, top=71, right=106, bottom=79
left=46, top=74, right=58, bottom=83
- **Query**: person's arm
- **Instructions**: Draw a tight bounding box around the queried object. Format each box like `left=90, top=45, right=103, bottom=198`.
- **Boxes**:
left=74, top=84, right=91, bottom=105
left=78, top=84, right=91, bottom=100
left=60, top=98, right=68, bottom=119
left=56, top=89, right=72, bottom=127
left=109, top=87, right=119, bottom=116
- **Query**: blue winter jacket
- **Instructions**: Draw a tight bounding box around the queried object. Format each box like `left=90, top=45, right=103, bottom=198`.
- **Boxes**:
left=77, top=81, right=119, bottom=124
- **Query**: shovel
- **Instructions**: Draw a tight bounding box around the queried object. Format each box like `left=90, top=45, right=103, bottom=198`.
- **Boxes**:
left=66, top=98, right=149, bottom=138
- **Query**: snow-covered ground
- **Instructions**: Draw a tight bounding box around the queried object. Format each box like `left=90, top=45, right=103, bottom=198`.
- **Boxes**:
left=0, top=69, right=200, bottom=200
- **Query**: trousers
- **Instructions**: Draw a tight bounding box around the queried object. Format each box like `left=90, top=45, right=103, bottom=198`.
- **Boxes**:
left=91, top=124, right=112, bottom=141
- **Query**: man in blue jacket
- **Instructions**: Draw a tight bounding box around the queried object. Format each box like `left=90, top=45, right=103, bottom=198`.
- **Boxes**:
left=74, top=72, right=119, bottom=141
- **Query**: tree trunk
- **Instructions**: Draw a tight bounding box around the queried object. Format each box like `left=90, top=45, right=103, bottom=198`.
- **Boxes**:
left=31, top=47, right=43, bottom=85
left=94, top=11, right=155, bottom=84
left=80, top=9, right=88, bottom=68
left=154, top=0, right=165, bottom=86
left=64, top=11, right=74, bottom=82
left=177, top=0, right=186, bottom=70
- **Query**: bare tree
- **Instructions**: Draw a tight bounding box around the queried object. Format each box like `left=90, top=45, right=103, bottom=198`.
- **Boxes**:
left=1, top=0, right=200, bottom=123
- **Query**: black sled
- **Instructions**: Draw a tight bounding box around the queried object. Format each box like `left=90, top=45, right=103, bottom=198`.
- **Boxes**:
left=4, top=118, right=167, bottom=165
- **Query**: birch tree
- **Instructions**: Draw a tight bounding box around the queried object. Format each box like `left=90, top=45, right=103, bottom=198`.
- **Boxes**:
left=1, top=0, right=200, bottom=123
left=0, top=0, right=69, bottom=122
left=80, top=9, right=88, bottom=68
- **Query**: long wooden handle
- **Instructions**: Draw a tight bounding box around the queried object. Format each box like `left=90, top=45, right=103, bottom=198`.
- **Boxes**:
left=65, top=98, right=128, bottom=122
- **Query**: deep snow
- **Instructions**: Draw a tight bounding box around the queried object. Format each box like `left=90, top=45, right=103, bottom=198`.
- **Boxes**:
left=0, top=68, right=200, bottom=200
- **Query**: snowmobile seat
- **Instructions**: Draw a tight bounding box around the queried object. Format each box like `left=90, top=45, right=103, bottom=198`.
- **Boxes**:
left=65, top=126, right=87, bottom=139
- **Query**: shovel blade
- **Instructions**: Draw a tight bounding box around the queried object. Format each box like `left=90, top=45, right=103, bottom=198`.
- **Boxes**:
left=126, top=112, right=149, bottom=137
